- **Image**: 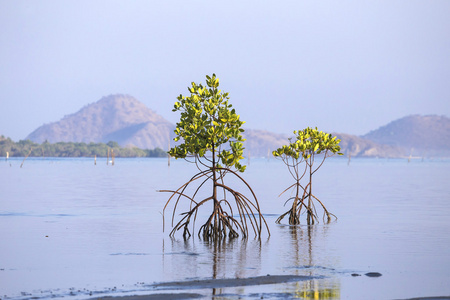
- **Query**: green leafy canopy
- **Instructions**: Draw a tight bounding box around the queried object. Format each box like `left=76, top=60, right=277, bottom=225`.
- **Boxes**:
left=169, top=74, right=247, bottom=172
left=272, top=127, right=343, bottom=160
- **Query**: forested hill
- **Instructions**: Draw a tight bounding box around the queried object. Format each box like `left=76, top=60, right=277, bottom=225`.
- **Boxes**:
left=20, top=93, right=450, bottom=158
left=23, top=94, right=290, bottom=158
left=26, top=94, right=175, bottom=150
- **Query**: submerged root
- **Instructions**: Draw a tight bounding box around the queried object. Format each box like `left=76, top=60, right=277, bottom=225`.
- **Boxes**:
left=276, top=193, right=335, bottom=225
left=311, top=193, right=338, bottom=223
left=276, top=208, right=300, bottom=225
left=162, top=168, right=269, bottom=240
left=198, top=202, right=243, bottom=239
left=199, top=213, right=241, bottom=240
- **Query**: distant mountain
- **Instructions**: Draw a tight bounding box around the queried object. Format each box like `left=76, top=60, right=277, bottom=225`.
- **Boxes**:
left=334, top=133, right=406, bottom=158
left=242, top=129, right=288, bottom=158
left=26, top=94, right=175, bottom=150
left=363, top=115, right=450, bottom=157
left=25, top=94, right=290, bottom=155
left=25, top=96, right=450, bottom=158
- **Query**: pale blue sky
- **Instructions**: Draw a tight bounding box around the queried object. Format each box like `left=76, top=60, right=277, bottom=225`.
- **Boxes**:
left=1, top=1, right=449, bottom=141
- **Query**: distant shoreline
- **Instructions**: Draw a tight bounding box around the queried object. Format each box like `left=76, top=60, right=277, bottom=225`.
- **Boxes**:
left=0, top=137, right=168, bottom=158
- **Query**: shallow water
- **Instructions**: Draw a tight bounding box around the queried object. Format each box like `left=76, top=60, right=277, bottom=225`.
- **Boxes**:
left=1, top=157, right=449, bottom=299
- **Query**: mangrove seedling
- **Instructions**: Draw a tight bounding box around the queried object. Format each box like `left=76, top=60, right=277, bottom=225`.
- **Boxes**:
left=273, top=127, right=343, bottom=225
left=160, top=74, right=269, bottom=240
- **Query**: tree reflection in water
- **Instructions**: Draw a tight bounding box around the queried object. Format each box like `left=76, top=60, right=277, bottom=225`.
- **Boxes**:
left=162, top=226, right=339, bottom=299
left=288, top=225, right=341, bottom=299
left=163, top=237, right=263, bottom=296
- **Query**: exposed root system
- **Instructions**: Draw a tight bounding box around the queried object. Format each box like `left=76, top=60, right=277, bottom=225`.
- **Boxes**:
left=161, top=167, right=270, bottom=240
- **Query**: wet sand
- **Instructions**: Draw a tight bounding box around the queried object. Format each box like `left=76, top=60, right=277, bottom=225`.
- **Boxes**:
left=92, top=275, right=450, bottom=300
left=94, top=275, right=316, bottom=299
left=153, top=274, right=317, bottom=289
left=95, top=294, right=203, bottom=300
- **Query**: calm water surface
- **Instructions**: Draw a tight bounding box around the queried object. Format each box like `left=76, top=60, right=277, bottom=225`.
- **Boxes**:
left=1, top=157, right=449, bottom=299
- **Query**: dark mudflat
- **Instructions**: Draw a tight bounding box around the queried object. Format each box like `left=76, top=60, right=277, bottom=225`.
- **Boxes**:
left=95, top=293, right=203, bottom=300
left=93, top=275, right=317, bottom=300
left=153, top=274, right=317, bottom=290
left=395, top=297, right=450, bottom=300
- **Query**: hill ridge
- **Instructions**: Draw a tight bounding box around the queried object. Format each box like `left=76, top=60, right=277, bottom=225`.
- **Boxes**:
left=26, top=94, right=175, bottom=150
left=24, top=95, right=450, bottom=158
left=362, top=114, right=450, bottom=157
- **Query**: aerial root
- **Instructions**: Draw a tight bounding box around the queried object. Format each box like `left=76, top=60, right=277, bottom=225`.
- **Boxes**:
left=162, top=167, right=269, bottom=240
left=276, top=190, right=335, bottom=225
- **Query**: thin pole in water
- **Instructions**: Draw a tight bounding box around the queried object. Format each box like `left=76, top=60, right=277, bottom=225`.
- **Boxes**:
left=20, top=148, right=32, bottom=168
left=111, top=149, right=115, bottom=166
left=168, top=139, right=170, bottom=167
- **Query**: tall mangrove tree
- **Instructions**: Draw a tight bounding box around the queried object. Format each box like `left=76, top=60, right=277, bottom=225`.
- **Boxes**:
left=273, top=127, right=342, bottom=225
left=161, top=74, right=269, bottom=240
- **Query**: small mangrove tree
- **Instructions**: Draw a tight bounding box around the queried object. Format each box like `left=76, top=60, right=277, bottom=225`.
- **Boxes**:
left=161, top=74, right=269, bottom=240
left=273, top=127, right=342, bottom=225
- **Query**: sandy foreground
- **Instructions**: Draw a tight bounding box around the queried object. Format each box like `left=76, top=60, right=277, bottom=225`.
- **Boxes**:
left=93, top=275, right=315, bottom=299
left=92, top=275, right=450, bottom=300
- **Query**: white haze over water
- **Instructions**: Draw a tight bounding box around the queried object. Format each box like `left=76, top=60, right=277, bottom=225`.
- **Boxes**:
left=1, top=1, right=450, bottom=141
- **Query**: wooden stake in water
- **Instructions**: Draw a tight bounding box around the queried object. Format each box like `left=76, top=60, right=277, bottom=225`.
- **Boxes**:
left=168, top=139, right=170, bottom=167
left=20, top=148, right=32, bottom=168
left=94, top=155, right=97, bottom=165
left=408, top=148, right=413, bottom=163
left=111, top=149, right=115, bottom=166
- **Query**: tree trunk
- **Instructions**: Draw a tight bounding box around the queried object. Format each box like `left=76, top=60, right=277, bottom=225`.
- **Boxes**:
left=307, top=157, right=314, bottom=224
left=212, top=142, right=218, bottom=234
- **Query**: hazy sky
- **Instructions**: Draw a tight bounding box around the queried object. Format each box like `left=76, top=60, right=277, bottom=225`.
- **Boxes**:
left=1, top=1, right=449, bottom=141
